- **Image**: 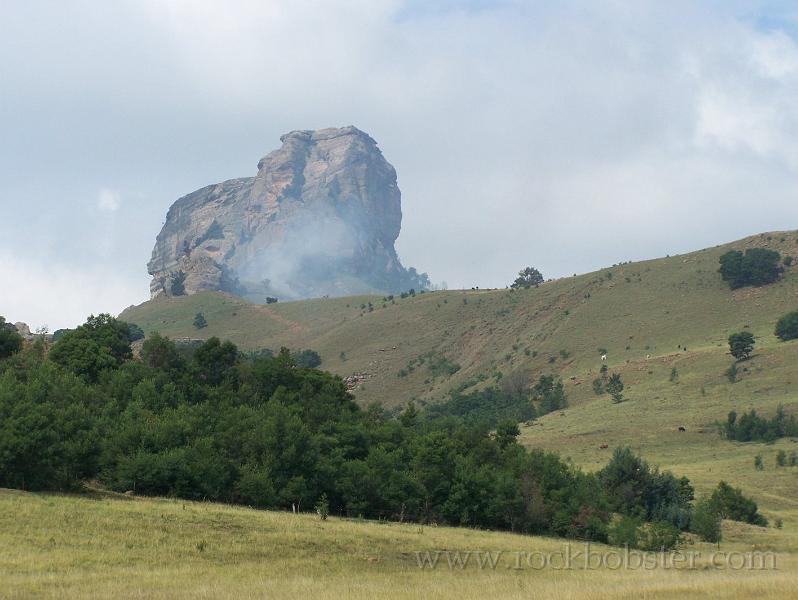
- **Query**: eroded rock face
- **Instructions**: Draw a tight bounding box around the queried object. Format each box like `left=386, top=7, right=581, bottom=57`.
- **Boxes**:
left=148, top=127, right=427, bottom=301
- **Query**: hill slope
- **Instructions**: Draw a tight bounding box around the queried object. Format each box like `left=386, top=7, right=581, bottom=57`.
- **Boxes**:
left=121, top=230, right=798, bottom=519
left=3, top=489, right=795, bottom=599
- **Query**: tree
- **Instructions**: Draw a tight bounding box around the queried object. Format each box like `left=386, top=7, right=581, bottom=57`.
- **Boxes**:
left=193, top=337, right=238, bottom=386
left=0, top=317, right=23, bottom=359
left=294, top=349, right=322, bottom=368
left=170, top=271, right=187, bottom=296
left=606, top=373, right=625, bottom=403
left=709, top=481, right=767, bottom=526
left=127, top=323, right=145, bottom=342
left=775, top=310, right=798, bottom=341
left=728, top=331, right=755, bottom=360
left=49, top=314, right=133, bottom=382
left=719, top=248, right=782, bottom=289
left=193, top=313, right=208, bottom=329
left=511, top=267, right=544, bottom=289
left=532, top=375, right=566, bottom=414
left=692, top=497, right=722, bottom=545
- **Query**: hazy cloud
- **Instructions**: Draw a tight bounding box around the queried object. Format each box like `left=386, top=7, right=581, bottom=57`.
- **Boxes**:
left=2, top=1, right=798, bottom=327
left=97, top=188, right=122, bottom=212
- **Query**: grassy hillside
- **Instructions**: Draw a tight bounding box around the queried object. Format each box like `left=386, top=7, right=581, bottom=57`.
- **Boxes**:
left=121, top=230, right=798, bottom=519
left=3, top=489, right=795, bottom=599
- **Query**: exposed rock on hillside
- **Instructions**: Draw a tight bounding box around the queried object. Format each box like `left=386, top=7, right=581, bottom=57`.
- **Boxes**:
left=148, top=126, right=427, bottom=301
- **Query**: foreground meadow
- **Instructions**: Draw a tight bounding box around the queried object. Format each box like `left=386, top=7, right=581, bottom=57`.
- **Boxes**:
left=1, top=489, right=794, bottom=600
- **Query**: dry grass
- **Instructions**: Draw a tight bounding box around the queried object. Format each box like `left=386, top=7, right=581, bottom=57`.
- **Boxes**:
left=2, top=489, right=795, bottom=599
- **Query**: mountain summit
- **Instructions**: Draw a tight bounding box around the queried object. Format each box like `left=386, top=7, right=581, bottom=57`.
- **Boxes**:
left=148, top=126, right=427, bottom=302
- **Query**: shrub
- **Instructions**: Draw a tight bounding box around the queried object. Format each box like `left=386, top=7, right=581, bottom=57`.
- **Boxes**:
left=315, top=493, right=330, bottom=521
left=784, top=256, right=794, bottom=267
left=127, top=323, right=145, bottom=342
left=294, top=349, right=322, bottom=369
left=725, top=363, right=738, bottom=383
left=170, top=271, right=187, bottom=296
left=691, top=498, right=722, bottom=544
left=709, top=481, right=767, bottom=526
left=193, top=313, right=208, bottom=329
left=0, top=317, right=23, bottom=359
left=775, top=310, right=798, bottom=341
left=754, top=455, right=764, bottom=471
left=532, top=375, right=567, bottom=414
left=776, top=450, right=787, bottom=467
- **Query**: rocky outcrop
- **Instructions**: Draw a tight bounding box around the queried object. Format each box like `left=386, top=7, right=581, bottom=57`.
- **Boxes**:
left=148, top=126, right=427, bottom=302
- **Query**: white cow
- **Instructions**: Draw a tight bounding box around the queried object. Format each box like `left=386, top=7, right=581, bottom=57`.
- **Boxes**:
left=601, top=354, right=607, bottom=362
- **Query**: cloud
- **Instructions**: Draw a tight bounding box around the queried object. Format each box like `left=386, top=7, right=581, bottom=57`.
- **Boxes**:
left=0, top=252, right=147, bottom=331
left=2, top=0, right=798, bottom=324
left=97, top=188, right=122, bottom=212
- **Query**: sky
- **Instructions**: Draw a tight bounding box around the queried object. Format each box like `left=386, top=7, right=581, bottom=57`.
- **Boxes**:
left=2, top=0, right=798, bottom=329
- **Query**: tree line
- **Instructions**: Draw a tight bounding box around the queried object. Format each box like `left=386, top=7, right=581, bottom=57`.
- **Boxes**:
left=0, top=314, right=766, bottom=549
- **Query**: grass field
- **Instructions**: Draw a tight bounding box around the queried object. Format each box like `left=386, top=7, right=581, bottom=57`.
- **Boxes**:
left=2, top=489, right=796, bottom=599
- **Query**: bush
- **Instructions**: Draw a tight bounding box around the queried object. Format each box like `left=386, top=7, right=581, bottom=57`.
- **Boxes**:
left=170, top=271, right=187, bottom=296
left=294, top=349, right=322, bottom=368
left=719, top=248, right=782, bottom=289
left=775, top=310, right=798, bottom=341
left=532, top=375, right=566, bottom=414
left=728, top=331, right=755, bottom=360
left=691, top=497, right=722, bottom=544
left=127, top=323, right=145, bottom=342
left=193, top=313, right=208, bottom=329
left=725, top=362, right=738, bottom=383
left=708, top=481, right=768, bottom=526
left=784, top=256, right=794, bottom=267
left=0, top=317, right=23, bottom=359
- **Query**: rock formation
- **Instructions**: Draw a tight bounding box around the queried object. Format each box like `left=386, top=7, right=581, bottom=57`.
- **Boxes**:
left=148, top=126, right=427, bottom=302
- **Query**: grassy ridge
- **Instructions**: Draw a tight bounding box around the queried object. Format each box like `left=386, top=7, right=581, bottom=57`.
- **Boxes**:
left=120, top=230, right=798, bottom=520
left=2, top=489, right=796, bottom=599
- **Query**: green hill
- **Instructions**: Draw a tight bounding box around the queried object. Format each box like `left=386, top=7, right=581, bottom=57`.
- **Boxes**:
left=121, top=230, right=798, bottom=523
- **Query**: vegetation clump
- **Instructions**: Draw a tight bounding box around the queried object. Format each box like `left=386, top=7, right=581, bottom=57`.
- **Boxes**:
left=775, top=310, right=798, bottom=341
left=723, top=407, right=798, bottom=442
left=0, top=314, right=732, bottom=549
left=728, top=331, right=755, bottom=360
left=718, top=248, right=782, bottom=289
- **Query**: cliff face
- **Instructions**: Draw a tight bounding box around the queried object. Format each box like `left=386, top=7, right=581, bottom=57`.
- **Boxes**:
left=148, top=127, right=426, bottom=301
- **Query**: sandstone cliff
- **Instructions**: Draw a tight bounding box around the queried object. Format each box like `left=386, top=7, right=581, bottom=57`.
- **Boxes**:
left=148, top=127, right=427, bottom=301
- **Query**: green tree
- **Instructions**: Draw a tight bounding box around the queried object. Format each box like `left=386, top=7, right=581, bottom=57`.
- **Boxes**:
left=719, top=248, right=782, bottom=289
left=532, top=375, right=566, bottom=414
left=193, top=313, right=208, bottom=329
left=294, top=349, right=322, bottom=368
left=691, top=498, right=722, bottom=545
left=606, top=373, right=625, bottom=403
left=49, top=314, right=132, bottom=382
left=0, top=317, right=23, bottom=359
left=728, top=331, right=755, bottom=360
left=775, top=310, right=798, bottom=341
left=127, top=323, right=145, bottom=342
left=709, top=481, right=767, bottom=526
left=511, top=267, right=544, bottom=289
left=193, top=337, right=238, bottom=386
left=170, top=271, right=187, bottom=296
left=140, top=333, right=186, bottom=373
left=776, top=450, right=787, bottom=467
